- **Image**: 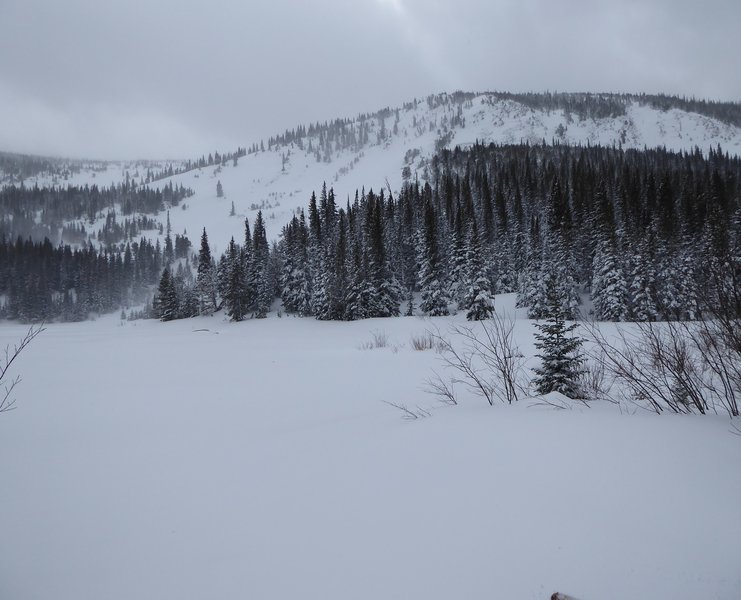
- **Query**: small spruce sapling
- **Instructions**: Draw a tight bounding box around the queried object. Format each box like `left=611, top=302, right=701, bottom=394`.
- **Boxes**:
left=532, top=273, right=585, bottom=399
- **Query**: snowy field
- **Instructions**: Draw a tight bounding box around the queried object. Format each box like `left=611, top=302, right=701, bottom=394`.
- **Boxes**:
left=1, top=296, right=740, bottom=600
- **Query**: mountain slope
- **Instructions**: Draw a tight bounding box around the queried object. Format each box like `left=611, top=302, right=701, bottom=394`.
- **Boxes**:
left=3, top=92, right=741, bottom=252
left=149, top=92, right=741, bottom=251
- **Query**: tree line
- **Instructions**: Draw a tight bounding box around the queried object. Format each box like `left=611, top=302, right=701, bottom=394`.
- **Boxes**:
left=0, top=236, right=171, bottom=322
left=154, top=141, right=739, bottom=324
left=0, top=181, right=190, bottom=242
left=2, top=141, right=738, bottom=325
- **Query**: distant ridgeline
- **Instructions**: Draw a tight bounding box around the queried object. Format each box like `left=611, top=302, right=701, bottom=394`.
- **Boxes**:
left=156, top=142, right=740, bottom=324
left=0, top=148, right=247, bottom=187
left=253, top=91, right=741, bottom=156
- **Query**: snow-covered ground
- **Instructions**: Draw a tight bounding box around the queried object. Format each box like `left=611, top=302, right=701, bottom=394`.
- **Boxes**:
left=1, top=295, right=739, bottom=600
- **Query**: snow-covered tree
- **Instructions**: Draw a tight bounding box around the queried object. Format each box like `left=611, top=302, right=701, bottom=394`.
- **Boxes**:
left=418, top=200, right=450, bottom=316
left=591, top=238, right=628, bottom=321
left=532, top=274, right=585, bottom=398
left=153, top=268, right=178, bottom=321
left=462, top=222, right=495, bottom=320
left=195, top=228, right=217, bottom=315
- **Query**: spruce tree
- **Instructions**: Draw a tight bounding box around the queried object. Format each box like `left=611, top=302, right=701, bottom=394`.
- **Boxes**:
left=196, top=228, right=217, bottom=315
left=154, top=268, right=179, bottom=321
left=221, top=238, right=248, bottom=321
left=462, top=221, right=495, bottom=320
left=251, top=211, right=271, bottom=317
left=532, top=274, right=585, bottom=398
left=591, top=238, right=628, bottom=321
left=418, top=199, right=450, bottom=316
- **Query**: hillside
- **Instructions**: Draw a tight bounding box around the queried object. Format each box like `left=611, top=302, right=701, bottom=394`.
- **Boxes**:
left=4, top=92, right=741, bottom=253
left=141, top=92, right=741, bottom=252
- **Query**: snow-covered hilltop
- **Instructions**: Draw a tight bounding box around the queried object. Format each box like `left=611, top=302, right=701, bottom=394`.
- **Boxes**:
left=3, top=91, right=741, bottom=252
left=145, top=92, right=741, bottom=251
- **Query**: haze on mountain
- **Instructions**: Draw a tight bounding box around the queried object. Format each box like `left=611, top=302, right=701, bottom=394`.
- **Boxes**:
left=1, top=0, right=739, bottom=160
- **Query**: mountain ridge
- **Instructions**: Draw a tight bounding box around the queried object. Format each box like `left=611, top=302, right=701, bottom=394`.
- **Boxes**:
left=3, top=91, right=741, bottom=252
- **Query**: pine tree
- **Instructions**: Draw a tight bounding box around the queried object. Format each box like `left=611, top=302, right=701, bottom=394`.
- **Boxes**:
left=366, top=191, right=400, bottom=317
left=280, top=212, right=312, bottom=316
left=216, top=180, right=224, bottom=198
left=628, top=240, right=659, bottom=321
left=462, top=221, right=495, bottom=320
left=532, top=274, right=585, bottom=398
left=418, top=199, right=450, bottom=316
left=591, top=238, right=628, bottom=321
left=154, top=268, right=179, bottom=321
left=221, top=238, right=248, bottom=321
left=196, top=228, right=217, bottom=315
left=251, top=211, right=271, bottom=317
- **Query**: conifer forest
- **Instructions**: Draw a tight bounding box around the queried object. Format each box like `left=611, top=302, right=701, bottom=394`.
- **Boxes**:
left=1, top=141, right=739, bottom=325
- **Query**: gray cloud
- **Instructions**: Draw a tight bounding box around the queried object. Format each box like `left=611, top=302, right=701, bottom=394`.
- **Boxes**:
left=1, top=0, right=738, bottom=159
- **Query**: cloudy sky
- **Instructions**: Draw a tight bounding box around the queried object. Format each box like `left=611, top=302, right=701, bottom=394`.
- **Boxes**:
left=1, top=0, right=739, bottom=160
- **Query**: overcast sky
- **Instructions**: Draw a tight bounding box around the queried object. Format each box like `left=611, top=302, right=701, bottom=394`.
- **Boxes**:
left=1, top=0, right=739, bottom=160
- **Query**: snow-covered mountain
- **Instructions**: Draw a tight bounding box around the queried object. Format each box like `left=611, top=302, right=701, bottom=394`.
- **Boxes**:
left=138, top=92, right=741, bottom=253
left=4, top=92, right=741, bottom=252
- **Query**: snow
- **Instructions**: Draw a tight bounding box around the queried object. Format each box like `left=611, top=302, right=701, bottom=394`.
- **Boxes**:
left=10, top=159, right=188, bottom=190
left=3, top=94, right=741, bottom=598
left=148, top=95, right=741, bottom=253
left=1, top=295, right=740, bottom=600
left=7, top=94, right=741, bottom=255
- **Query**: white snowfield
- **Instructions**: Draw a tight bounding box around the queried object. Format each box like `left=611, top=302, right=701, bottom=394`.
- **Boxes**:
left=1, top=295, right=739, bottom=600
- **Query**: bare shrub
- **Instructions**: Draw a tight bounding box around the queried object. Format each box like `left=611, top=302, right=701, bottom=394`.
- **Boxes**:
left=585, top=322, right=693, bottom=414
left=693, top=310, right=740, bottom=417
left=426, top=312, right=527, bottom=406
left=584, top=318, right=739, bottom=416
left=1, top=325, right=45, bottom=414
left=410, top=331, right=436, bottom=351
left=423, top=370, right=458, bottom=406
left=358, top=329, right=390, bottom=350
left=382, top=400, right=431, bottom=420
left=581, top=348, right=614, bottom=403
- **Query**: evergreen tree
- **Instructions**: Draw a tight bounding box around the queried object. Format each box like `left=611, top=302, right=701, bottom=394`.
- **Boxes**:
left=154, top=268, right=179, bottom=321
left=532, top=274, right=585, bottom=398
left=628, top=240, right=659, bottom=321
left=591, top=238, right=628, bottom=321
left=418, top=198, right=450, bottom=315
left=196, top=228, right=217, bottom=315
left=221, top=238, right=248, bottom=321
left=251, top=211, right=271, bottom=317
left=462, top=221, right=495, bottom=320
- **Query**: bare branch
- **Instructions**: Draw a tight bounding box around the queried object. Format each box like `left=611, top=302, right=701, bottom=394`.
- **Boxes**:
left=0, top=325, right=44, bottom=414
left=423, top=370, right=458, bottom=406
left=382, top=400, right=430, bottom=420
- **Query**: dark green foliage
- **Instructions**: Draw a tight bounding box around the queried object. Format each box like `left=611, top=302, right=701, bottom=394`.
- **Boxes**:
left=196, top=228, right=217, bottom=315
left=219, top=238, right=249, bottom=321
left=463, top=222, right=495, bottom=321
left=154, top=268, right=178, bottom=321
left=532, top=275, right=585, bottom=399
left=0, top=236, right=163, bottom=322
left=0, top=181, right=191, bottom=242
